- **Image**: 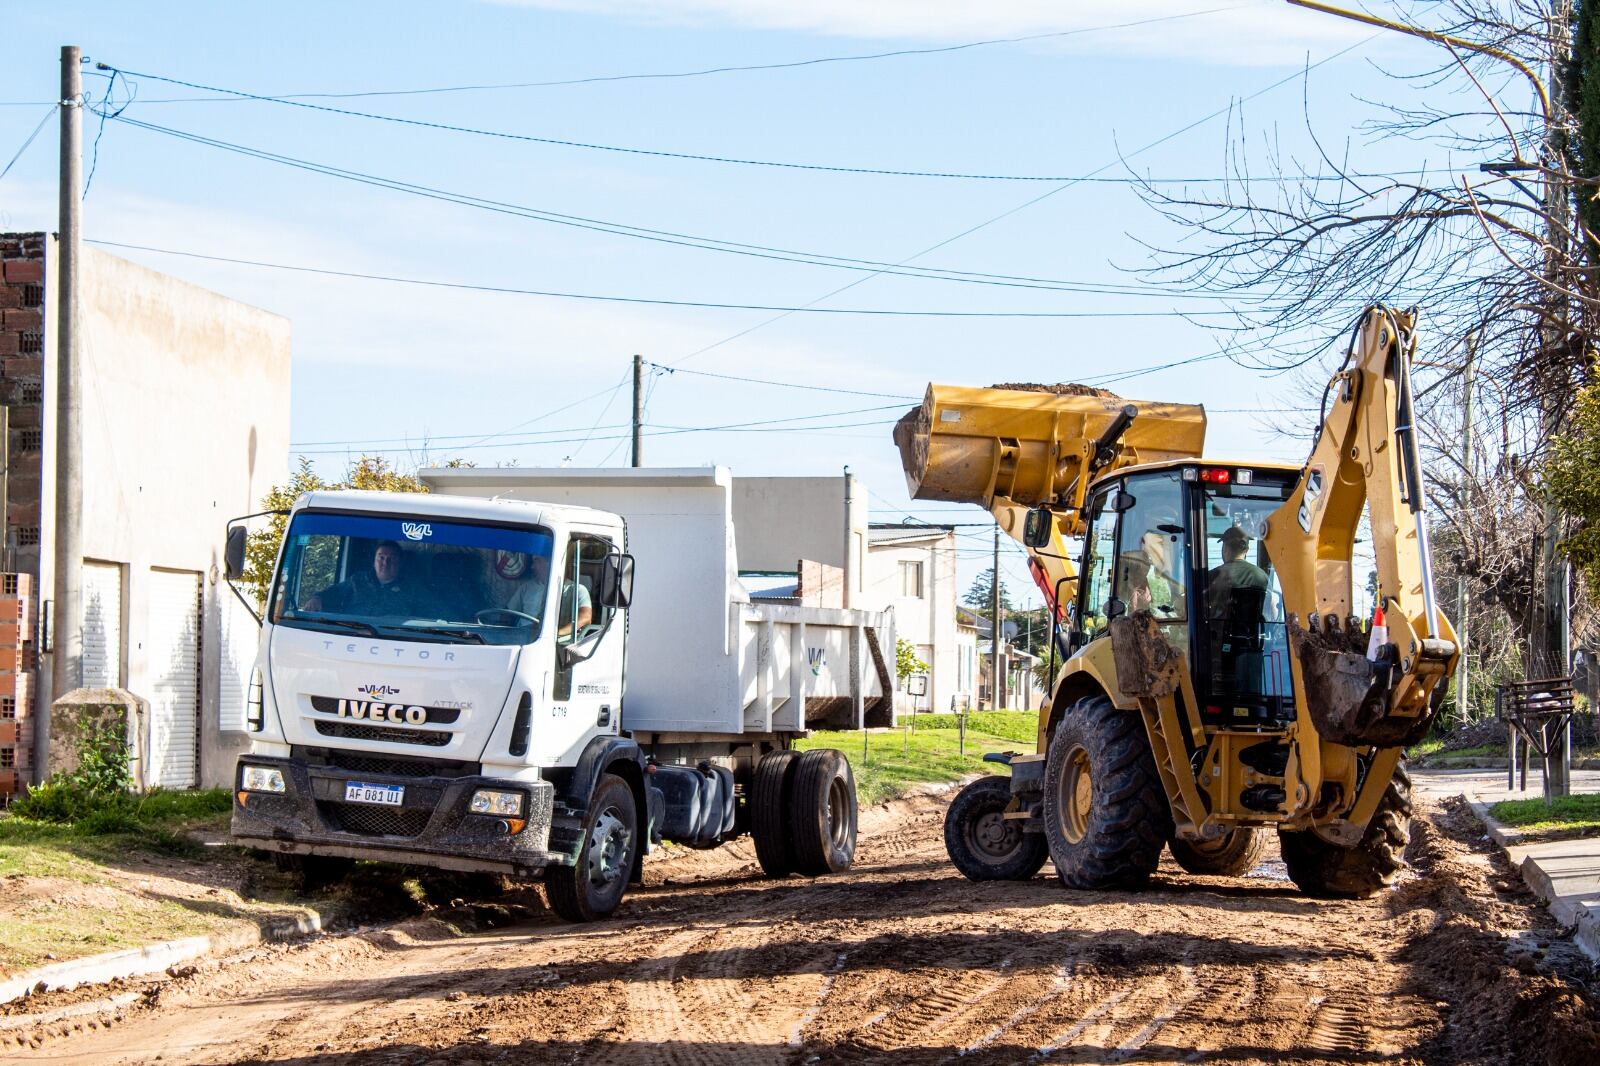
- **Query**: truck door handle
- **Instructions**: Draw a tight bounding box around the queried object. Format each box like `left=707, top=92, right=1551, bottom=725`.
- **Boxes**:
left=598, top=705, right=611, bottom=727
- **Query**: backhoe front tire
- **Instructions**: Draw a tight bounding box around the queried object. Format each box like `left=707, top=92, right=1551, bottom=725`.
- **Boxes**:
left=1279, top=764, right=1412, bottom=899
left=944, top=775, right=1048, bottom=882
left=1169, top=828, right=1270, bottom=877
left=1043, top=696, right=1172, bottom=890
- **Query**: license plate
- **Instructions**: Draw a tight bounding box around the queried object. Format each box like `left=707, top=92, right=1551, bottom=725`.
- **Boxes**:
left=344, top=782, right=404, bottom=806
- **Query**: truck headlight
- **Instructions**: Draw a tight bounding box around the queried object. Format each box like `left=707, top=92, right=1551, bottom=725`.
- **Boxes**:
left=469, top=789, right=525, bottom=817
left=241, top=765, right=286, bottom=793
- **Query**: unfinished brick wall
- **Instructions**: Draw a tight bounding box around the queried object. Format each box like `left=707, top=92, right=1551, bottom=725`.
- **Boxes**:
left=0, top=233, right=45, bottom=795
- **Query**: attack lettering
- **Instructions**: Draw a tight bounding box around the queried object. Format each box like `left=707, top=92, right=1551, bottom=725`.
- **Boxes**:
left=336, top=699, right=428, bottom=725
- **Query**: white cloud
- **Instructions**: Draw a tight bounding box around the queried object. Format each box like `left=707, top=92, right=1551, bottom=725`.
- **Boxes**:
left=488, top=1, right=1379, bottom=66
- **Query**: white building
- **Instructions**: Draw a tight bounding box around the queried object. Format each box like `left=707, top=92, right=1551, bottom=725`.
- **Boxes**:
left=1, top=233, right=290, bottom=792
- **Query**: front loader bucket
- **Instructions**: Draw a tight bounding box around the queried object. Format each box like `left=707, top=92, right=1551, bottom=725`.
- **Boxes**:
left=1289, top=617, right=1431, bottom=748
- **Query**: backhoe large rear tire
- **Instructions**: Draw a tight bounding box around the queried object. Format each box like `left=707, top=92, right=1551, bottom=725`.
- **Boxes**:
left=944, top=775, right=1048, bottom=882
left=1169, top=828, right=1270, bottom=877
left=1042, top=696, right=1172, bottom=890
left=1279, top=764, right=1412, bottom=899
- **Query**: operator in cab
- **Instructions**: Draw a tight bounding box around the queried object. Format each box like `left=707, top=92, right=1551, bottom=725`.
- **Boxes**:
left=1207, top=526, right=1269, bottom=614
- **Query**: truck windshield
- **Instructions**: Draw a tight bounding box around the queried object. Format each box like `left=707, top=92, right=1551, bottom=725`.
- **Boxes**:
left=270, top=511, right=557, bottom=646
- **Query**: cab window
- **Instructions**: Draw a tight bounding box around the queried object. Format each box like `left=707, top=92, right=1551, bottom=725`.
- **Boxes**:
left=1116, top=471, right=1190, bottom=656
left=1079, top=490, right=1118, bottom=641
left=553, top=532, right=616, bottom=699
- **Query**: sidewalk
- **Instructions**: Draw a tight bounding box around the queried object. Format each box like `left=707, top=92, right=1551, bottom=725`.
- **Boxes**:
left=1413, top=768, right=1600, bottom=961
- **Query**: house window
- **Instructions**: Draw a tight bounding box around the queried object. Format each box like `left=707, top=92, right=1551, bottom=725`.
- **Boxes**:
left=900, top=560, right=924, bottom=598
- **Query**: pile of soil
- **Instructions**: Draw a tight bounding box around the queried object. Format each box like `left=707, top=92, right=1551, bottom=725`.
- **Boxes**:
left=987, top=382, right=1120, bottom=398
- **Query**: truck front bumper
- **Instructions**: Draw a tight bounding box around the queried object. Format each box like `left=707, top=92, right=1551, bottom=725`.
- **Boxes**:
left=231, top=756, right=571, bottom=876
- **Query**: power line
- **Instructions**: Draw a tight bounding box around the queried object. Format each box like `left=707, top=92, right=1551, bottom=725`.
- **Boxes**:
left=665, top=33, right=1380, bottom=368
left=0, top=104, right=56, bottom=182
left=83, top=239, right=1244, bottom=317
left=649, top=364, right=919, bottom=400
left=8, top=8, right=1255, bottom=107
left=98, top=112, right=1310, bottom=300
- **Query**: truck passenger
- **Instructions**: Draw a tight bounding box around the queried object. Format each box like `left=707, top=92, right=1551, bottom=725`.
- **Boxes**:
left=504, top=552, right=592, bottom=637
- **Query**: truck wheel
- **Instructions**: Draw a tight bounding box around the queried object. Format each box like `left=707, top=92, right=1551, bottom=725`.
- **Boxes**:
left=1280, top=764, right=1412, bottom=899
left=273, top=853, right=354, bottom=892
left=788, top=749, right=857, bottom=876
left=545, top=773, right=638, bottom=922
left=1042, top=696, right=1172, bottom=890
left=752, top=750, right=799, bottom=877
left=1169, top=828, right=1270, bottom=877
left=944, top=775, right=1048, bottom=882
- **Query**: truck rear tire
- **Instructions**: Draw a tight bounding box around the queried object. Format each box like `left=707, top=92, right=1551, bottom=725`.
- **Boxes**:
left=752, top=750, right=800, bottom=877
left=545, top=773, right=638, bottom=922
left=944, top=775, right=1048, bottom=881
left=1168, top=828, right=1270, bottom=877
left=1279, top=764, right=1411, bottom=899
left=788, top=749, right=857, bottom=876
left=1042, top=696, right=1172, bottom=890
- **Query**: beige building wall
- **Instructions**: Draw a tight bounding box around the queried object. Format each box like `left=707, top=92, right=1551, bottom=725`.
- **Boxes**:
left=731, top=474, right=869, bottom=606
left=39, top=241, right=290, bottom=787
left=864, top=530, right=959, bottom=713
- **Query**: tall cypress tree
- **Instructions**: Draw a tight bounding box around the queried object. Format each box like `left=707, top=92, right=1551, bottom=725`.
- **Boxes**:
left=1573, top=0, right=1600, bottom=258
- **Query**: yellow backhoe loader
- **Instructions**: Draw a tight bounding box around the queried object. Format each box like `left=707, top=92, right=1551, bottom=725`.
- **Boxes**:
left=894, top=306, right=1457, bottom=897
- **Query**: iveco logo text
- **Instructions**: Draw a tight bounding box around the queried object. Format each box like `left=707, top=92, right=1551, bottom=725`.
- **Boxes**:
left=401, top=522, right=433, bottom=541
left=358, top=683, right=400, bottom=697
left=322, top=641, right=456, bottom=662
left=334, top=700, right=429, bottom=725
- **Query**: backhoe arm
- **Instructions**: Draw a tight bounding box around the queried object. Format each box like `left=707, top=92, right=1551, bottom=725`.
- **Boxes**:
left=1264, top=307, right=1459, bottom=824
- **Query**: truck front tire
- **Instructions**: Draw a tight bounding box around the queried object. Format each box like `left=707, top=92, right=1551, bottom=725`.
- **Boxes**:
left=1279, top=764, right=1411, bottom=899
left=944, top=774, right=1048, bottom=882
left=545, top=773, right=639, bottom=922
left=788, top=749, right=857, bottom=876
left=752, top=750, right=800, bottom=877
left=1042, top=696, right=1172, bottom=890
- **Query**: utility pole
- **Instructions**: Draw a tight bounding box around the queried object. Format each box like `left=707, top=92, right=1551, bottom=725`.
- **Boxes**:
left=1455, top=336, right=1474, bottom=723
left=42, top=45, right=84, bottom=780
left=989, top=527, right=998, bottom=709
left=630, top=354, right=643, bottom=468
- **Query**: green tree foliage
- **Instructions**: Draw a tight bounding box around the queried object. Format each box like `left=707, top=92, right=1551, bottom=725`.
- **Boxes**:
left=895, top=638, right=929, bottom=683
left=1548, top=379, right=1600, bottom=587
left=242, top=456, right=441, bottom=608
left=961, top=567, right=1013, bottom=620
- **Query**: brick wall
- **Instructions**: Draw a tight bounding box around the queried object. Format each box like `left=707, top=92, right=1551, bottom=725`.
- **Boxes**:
left=0, top=232, right=44, bottom=577
left=0, top=233, right=46, bottom=795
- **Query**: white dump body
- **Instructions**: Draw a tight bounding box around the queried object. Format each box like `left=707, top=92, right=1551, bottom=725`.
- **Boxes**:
left=421, top=467, right=896, bottom=735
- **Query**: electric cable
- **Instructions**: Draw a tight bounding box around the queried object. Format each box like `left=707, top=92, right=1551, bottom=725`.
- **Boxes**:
left=83, top=239, right=1244, bottom=317
left=0, top=104, right=57, bottom=182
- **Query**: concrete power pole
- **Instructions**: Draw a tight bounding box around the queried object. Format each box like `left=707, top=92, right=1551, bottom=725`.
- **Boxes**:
left=991, top=525, right=1003, bottom=711
left=630, top=354, right=643, bottom=468
left=42, top=44, right=84, bottom=780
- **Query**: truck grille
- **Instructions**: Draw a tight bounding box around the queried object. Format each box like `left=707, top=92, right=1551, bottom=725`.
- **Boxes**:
left=321, top=801, right=431, bottom=838
left=315, top=720, right=449, bottom=747
left=326, top=753, right=449, bottom=778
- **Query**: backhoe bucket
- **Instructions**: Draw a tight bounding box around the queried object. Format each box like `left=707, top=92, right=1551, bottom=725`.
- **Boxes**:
left=1290, top=617, right=1432, bottom=748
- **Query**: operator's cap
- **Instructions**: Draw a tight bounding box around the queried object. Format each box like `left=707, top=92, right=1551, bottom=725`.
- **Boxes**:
left=1220, top=526, right=1250, bottom=548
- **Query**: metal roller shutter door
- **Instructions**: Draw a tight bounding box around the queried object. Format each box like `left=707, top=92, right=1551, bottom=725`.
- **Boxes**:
left=80, top=562, right=122, bottom=689
left=148, top=570, right=202, bottom=789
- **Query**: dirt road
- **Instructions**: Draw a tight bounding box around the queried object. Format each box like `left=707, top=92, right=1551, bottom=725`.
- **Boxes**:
left=5, top=790, right=1596, bottom=1065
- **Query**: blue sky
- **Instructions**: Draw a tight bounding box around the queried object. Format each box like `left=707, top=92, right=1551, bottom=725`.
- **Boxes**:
left=0, top=1, right=1467, bottom=602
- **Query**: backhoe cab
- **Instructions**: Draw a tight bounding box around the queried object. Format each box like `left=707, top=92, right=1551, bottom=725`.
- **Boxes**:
left=895, top=306, right=1457, bottom=898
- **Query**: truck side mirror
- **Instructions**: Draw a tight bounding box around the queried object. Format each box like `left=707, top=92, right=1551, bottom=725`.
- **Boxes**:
left=596, top=553, right=635, bottom=609
left=1022, top=507, right=1053, bottom=549
left=224, top=525, right=248, bottom=581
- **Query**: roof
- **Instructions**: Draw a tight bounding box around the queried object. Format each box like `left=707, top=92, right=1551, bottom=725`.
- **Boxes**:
left=868, top=522, right=954, bottom=546
left=739, top=571, right=800, bottom=599
left=295, top=489, right=614, bottom=529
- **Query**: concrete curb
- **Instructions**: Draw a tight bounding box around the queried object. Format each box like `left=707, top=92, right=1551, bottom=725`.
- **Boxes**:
left=1461, top=794, right=1600, bottom=963
left=1419, top=757, right=1600, bottom=771
left=0, top=908, right=327, bottom=1005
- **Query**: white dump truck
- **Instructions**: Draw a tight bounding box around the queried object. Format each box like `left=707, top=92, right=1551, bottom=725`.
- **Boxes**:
left=223, top=467, right=895, bottom=921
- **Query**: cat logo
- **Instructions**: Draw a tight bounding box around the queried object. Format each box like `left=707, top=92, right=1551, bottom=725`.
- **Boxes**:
left=401, top=522, right=433, bottom=541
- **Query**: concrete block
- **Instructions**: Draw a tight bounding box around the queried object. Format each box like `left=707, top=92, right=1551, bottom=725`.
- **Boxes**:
left=47, top=688, right=145, bottom=782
